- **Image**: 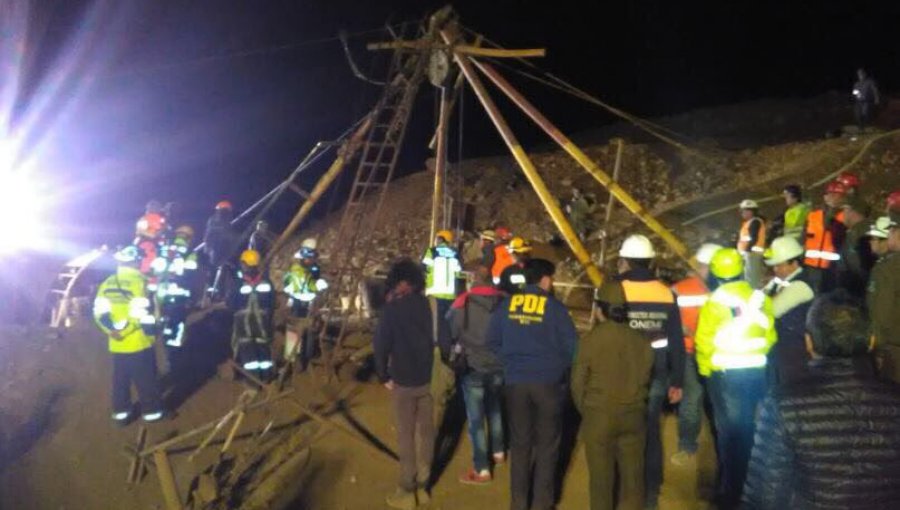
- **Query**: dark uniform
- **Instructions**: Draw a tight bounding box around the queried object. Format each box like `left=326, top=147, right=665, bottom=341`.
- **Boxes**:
left=572, top=281, right=654, bottom=510
left=231, top=270, right=275, bottom=379
left=867, top=251, right=900, bottom=382
left=619, top=267, right=685, bottom=508
left=488, top=283, right=577, bottom=510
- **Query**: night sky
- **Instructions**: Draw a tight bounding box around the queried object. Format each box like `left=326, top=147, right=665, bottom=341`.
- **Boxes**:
left=9, top=0, right=900, bottom=254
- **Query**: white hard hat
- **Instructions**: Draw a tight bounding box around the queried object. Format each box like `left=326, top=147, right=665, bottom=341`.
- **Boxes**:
left=301, top=238, right=317, bottom=250
left=739, top=199, right=759, bottom=210
left=867, top=216, right=896, bottom=239
left=695, top=243, right=724, bottom=265
left=619, top=234, right=656, bottom=259
left=764, top=236, right=805, bottom=266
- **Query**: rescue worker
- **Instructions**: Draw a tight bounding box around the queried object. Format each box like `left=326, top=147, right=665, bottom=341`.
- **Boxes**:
left=204, top=200, right=238, bottom=300
left=565, top=187, right=595, bottom=239
left=852, top=68, right=880, bottom=132
left=421, top=230, right=461, bottom=430
left=498, top=237, right=532, bottom=295
left=837, top=197, right=875, bottom=298
left=231, top=249, right=275, bottom=381
left=616, top=234, right=684, bottom=510
left=866, top=216, right=900, bottom=383
left=93, top=246, right=164, bottom=424
left=490, top=226, right=514, bottom=285
left=695, top=248, right=777, bottom=509
left=152, top=225, right=199, bottom=349
left=282, top=238, right=327, bottom=368
left=488, top=258, right=577, bottom=510
left=248, top=220, right=277, bottom=258
left=479, top=229, right=496, bottom=271
left=670, top=243, right=721, bottom=466
left=773, top=185, right=809, bottom=242
left=134, top=211, right=166, bottom=276
left=867, top=216, right=893, bottom=259
left=803, top=180, right=848, bottom=293
left=763, top=236, right=815, bottom=387
left=572, top=279, right=654, bottom=510
left=736, top=199, right=766, bottom=288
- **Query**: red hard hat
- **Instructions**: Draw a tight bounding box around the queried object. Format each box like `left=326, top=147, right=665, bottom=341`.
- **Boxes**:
left=215, top=200, right=233, bottom=210
left=835, top=171, right=861, bottom=189
left=494, top=226, right=512, bottom=240
left=887, top=190, right=900, bottom=211
left=824, top=180, right=848, bottom=196
left=137, top=212, right=165, bottom=238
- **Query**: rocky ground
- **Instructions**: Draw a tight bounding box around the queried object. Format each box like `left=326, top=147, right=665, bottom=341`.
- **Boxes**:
left=3, top=95, right=900, bottom=509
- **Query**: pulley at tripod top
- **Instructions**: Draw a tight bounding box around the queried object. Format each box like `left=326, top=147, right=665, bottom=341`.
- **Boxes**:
left=428, top=48, right=452, bottom=88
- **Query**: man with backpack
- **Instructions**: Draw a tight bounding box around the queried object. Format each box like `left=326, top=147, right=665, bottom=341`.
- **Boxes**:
left=448, top=268, right=506, bottom=485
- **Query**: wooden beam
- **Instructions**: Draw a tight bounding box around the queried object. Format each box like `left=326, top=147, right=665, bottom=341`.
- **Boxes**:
left=367, top=41, right=544, bottom=58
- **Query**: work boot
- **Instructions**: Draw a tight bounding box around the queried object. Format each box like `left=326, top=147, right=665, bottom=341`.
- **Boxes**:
left=385, top=487, right=416, bottom=510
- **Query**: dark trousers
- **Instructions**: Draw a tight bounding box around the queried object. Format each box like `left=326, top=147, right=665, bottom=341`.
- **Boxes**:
left=461, top=371, right=505, bottom=472
left=645, top=375, right=667, bottom=505
left=677, top=356, right=704, bottom=453
left=434, top=297, right=453, bottom=350
left=506, top=382, right=564, bottom=510
left=112, top=349, right=163, bottom=417
left=393, top=384, right=435, bottom=491
left=582, top=404, right=646, bottom=510
left=707, top=368, right=767, bottom=509
left=855, top=100, right=873, bottom=130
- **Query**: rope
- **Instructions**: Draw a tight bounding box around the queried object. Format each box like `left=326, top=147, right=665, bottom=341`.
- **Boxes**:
left=339, top=30, right=386, bottom=85
left=679, top=129, right=900, bottom=226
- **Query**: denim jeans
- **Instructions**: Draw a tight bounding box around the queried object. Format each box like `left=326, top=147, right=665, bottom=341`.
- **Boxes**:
left=645, top=375, right=667, bottom=505
left=707, top=368, right=767, bottom=509
left=677, top=356, right=704, bottom=453
left=461, top=371, right=505, bottom=472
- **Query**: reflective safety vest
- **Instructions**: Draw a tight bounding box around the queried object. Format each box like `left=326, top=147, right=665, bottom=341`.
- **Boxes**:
left=283, top=262, right=326, bottom=315
left=804, top=208, right=845, bottom=269
left=694, top=281, right=777, bottom=376
left=621, top=279, right=678, bottom=350
left=422, top=245, right=461, bottom=299
left=93, top=266, right=156, bottom=354
left=491, top=244, right=515, bottom=284
left=783, top=202, right=810, bottom=240
left=150, top=239, right=198, bottom=299
left=737, top=217, right=766, bottom=254
left=671, top=275, right=709, bottom=354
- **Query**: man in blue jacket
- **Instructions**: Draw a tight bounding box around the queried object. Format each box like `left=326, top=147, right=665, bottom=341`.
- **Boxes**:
left=488, top=258, right=578, bottom=510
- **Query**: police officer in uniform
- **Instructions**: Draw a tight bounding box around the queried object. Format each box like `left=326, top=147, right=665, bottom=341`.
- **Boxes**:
left=573, top=280, right=654, bottom=510
left=867, top=216, right=900, bottom=382
left=616, top=235, right=685, bottom=510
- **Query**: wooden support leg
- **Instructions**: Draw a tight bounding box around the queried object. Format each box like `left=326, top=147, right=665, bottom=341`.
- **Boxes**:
left=153, top=449, right=183, bottom=510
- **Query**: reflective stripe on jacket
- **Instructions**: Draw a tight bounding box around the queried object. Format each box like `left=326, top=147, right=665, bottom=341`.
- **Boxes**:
left=738, top=217, right=767, bottom=254
left=93, top=266, right=155, bottom=354
left=422, top=245, right=460, bottom=299
left=671, top=275, right=709, bottom=354
left=620, top=269, right=686, bottom=387
left=694, top=280, right=778, bottom=376
left=804, top=208, right=845, bottom=269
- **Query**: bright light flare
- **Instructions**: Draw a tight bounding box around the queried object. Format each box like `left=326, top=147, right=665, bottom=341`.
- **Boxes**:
left=0, top=170, right=44, bottom=254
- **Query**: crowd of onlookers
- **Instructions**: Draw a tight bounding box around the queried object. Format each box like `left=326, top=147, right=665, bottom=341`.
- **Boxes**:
left=372, top=170, right=900, bottom=510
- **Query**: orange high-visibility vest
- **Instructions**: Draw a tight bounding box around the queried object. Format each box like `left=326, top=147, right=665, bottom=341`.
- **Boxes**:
left=671, top=276, right=709, bottom=354
left=491, top=244, right=515, bottom=282
left=737, top=217, right=766, bottom=254
left=804, top=209, right=844, bottom=269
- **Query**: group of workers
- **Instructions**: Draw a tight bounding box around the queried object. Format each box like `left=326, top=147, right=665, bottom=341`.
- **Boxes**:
left=375, top=171, right=900, bottom=510
left=91, top=200, right=328, bottom=425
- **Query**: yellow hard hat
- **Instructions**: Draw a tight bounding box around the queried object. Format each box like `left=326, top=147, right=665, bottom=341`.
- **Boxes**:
left=240, top=249, right=261, bottom=268
left=436, top=230, right=454, bottom=243
left=709, top=248, right=744, bottom=280
left=174, top=225, right=194, bottom=239
left=508, top=237, right=532, bottom=254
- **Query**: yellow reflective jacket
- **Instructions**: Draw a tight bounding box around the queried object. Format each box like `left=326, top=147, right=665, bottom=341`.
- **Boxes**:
left=93, top=266, right=156, bottom=354
left=694, top=280, right=777, bottom=376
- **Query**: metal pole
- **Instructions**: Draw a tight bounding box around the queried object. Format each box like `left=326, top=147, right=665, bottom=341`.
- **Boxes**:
left=430, top=86, right=450, bottom=242
left=471, top=58, right=698, bottom=271
left=265, top=115, right=373, bottom=266
left=599, top=138, right=624, bottom=265
left=444, top=31, right=604, bottom=287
